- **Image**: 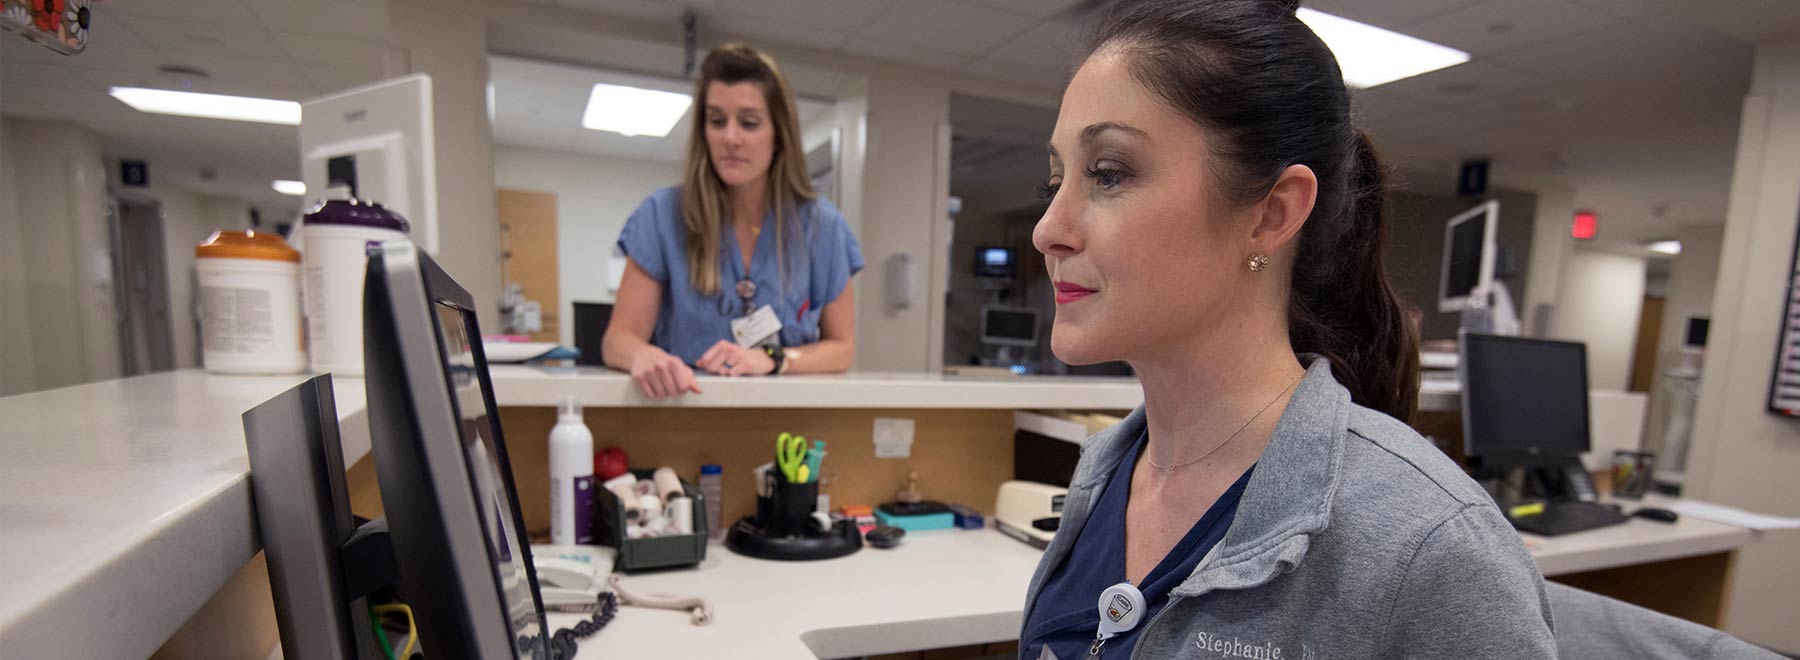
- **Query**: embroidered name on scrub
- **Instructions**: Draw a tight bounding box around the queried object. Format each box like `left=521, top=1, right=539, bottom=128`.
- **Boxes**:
left=1194, top=632, right=1294, bottom=660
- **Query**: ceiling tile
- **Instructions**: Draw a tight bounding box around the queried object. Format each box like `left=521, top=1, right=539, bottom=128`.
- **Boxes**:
left=1303, top=0, right=1485, bottom=28
left=303, top=67, right=390, bottom=97
left=555, top=0, right=686, bottom=24
left=1349, top=89, right=1436, bottom=123
left=0, top=95, right=59, bottom=120
left=114, top=14, right=286, bottom=60
left=860, top=0, right=1035, bottom=58
left=104, top=0, right=262, bottom=27
left=1634, top=15, right=1754, bottom=59
left=960, top=0, right=1084, bottom=19
left=1486, top=23, right=1739, bottom=91
left=242, top=0, right=388, bottom=42
left=0, top=62, right=107, bottom=92
left=1363, top=109, right=1494, bottom=142
left=839, top=38, right=969, bottom=72
left=956, top=59, right=1066, bottom=92
left=1563, top=0, right=1683, bottom=20
left=980, top=19, right=1084, bottom=70
left=706, top=10, right=854, bottom=51
left=1371, top=61, right=1548, bottom=107
left=1404, top=0, right=1618, bottom=57
left=271, top=32, right=388, bottom=70
left=706, top=0, right=894, bottom=33
left=3, top=34, right=70, bottom=65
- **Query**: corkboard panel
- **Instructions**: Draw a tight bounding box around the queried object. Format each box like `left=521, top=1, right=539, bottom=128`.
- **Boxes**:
left=486, top=407, right=1017, bottom=538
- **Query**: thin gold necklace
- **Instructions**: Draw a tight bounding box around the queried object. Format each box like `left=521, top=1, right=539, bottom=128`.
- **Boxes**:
left=1145, top=370, right=1304, bottom=472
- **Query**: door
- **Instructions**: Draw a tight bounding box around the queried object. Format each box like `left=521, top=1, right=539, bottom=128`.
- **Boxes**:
left=114, top=199, right=175, bottom=375
left=1629, top=295, right=1666, bottom=392
left=498, top=189, right=560, bottom=343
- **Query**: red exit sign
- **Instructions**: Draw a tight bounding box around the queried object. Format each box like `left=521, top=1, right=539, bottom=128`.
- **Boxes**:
left=1572, top=210, right=1598, bottom=240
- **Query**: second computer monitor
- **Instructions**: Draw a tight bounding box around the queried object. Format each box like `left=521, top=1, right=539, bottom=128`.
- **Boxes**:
left=981, top=305, right=1039, bottom=347
left=1460, top=333, right=1590, bottom=465
left=1438, top=200, right=1499, bottom=312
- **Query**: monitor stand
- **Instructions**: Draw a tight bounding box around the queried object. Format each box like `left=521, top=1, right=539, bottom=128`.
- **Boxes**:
left=1459, top=281, right=1522, bottom=336
left=244, top=376, right=402, bottom=660
left=1474, top=456, right=1599, bottom=507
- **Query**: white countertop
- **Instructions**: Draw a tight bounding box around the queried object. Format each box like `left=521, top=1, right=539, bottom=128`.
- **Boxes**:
left=565, top=507, right=1763, bottom=659
left=0, top=368, right=1761, bottom=659
left=561, top=529, right=1045, bottom=659
left=1526, top=496, right=1760, bottom=576
left=487, top=365, right=1145, bottom=410
left=0, top=371, right=368, bottom=660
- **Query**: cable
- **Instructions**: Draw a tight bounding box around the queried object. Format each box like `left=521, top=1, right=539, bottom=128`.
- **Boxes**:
left=369, top=606, right=396, bottom=660
left=373, top=604, right=419, bottom=659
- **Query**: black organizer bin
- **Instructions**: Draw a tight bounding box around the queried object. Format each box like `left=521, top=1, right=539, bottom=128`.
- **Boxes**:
left=592, top=470, right=708, bottom=571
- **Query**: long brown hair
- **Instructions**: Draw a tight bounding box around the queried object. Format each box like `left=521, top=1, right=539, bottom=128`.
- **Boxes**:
left=1090, top=0, right=1421, bottom=421
left=680, top=43, right=815, bottom=297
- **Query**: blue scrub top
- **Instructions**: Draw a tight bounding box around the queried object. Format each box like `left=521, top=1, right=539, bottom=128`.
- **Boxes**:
left=1022, top=431, right=1253, bottom=660
left=616, top=186, right=864, bottom=366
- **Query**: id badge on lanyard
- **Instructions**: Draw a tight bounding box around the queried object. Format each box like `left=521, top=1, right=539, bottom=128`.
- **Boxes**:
left=729, top=279, right=781, bottom=348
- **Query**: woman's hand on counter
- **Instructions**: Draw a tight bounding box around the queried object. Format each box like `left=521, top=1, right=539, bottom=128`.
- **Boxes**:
left=631, top=347, right=702, bottom=398
left=695, top=340, right=776, bottom=377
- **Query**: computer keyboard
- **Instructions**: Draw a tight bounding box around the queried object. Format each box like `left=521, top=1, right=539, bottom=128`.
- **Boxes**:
left=1510, top=500, right=1630, bottom=536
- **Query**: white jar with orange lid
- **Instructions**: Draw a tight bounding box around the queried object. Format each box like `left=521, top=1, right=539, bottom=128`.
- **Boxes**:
left=195, top=230, right=307, bottom=375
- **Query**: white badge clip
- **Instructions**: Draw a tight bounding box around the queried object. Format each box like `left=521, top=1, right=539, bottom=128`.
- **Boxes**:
left=1089, top=582, right=1146, bottom=658
left=731, top=304, right=782, bottom=348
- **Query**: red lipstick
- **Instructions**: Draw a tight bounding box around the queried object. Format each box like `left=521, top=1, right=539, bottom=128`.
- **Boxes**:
left=1054, top=281, right=1096, bottom=304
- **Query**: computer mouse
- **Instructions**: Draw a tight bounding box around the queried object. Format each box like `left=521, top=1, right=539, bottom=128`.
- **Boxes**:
left=1631, top=507, right=1679, bottom=523
left=865, top=525, right=906, bottom=549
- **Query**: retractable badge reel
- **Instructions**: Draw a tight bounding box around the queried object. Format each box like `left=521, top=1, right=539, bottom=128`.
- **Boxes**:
left=1089, top=582, right=1146, bottom=658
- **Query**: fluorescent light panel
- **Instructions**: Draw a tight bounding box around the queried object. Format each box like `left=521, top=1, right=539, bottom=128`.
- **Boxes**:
left=272, top=180, right=306, bottom=196
left=1648, top=240, right=1682, bottom=255
left=1296, top=9, right=1470, bottom=89
left=109, top=87, right=301, bottom=125
left=581, top=83, right=692, bottom=137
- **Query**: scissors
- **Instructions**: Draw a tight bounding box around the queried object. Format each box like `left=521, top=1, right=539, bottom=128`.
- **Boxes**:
left=777, top=433, right=809, bottom=483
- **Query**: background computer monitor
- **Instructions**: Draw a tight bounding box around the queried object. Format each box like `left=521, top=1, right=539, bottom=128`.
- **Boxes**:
left=980, top=305, right=1039, bottom=347
left=364, top=240, right=547, bottom=658
left=973, top=246, right=1017, bottom=279
left=301, top=75, right=441, bottom=253
left=572, top=301, right=613, bottom=367
left=1460, top=333, right=1591, bottom=465
left=1438, top=200, right=1499, bottom=312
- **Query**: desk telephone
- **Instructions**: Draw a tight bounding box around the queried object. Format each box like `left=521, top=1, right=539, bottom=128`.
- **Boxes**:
left=532, top=544, right=714, bottom=625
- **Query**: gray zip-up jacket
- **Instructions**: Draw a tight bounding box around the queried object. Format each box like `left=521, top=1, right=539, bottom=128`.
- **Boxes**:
left=1023, top=357, right=1556, bottom=659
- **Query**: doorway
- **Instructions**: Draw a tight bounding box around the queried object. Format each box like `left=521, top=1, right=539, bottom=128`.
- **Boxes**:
left=113, top=198, right=175, bottom=376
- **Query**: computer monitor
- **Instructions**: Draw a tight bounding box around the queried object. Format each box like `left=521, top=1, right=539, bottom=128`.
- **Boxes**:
left=363, top=240, right=548, bottom=658
left=980, top=305, right=1039, bottom=347
left=974, top=246, right=1017, bottom=279
left=1459, top=333, right=1590, bottom=465
left=301, top=75, right=441, bottom=253
left=1438, top=200, right=1499, bottom=312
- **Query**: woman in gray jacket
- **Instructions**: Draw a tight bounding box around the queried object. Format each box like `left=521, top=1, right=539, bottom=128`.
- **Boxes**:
left=1020, top=0, right=1555, bottom=658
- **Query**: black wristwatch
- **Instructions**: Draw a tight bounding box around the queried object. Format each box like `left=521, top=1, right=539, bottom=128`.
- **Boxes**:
left=763, top=344, right=785, bottom=375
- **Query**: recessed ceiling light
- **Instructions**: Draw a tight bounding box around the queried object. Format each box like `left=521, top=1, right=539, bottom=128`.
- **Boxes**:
left=1296, top=8, right=1471, bottom=89
left=272, top=180, right=306, bottom=196
left=581, top=83, right=692, bottom=137
left=1648, top=240, right=1682, bottom=255
left=109, top=87, right=301, bottom=125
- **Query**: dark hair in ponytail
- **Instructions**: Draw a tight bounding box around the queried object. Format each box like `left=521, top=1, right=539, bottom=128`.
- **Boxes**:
left=1087, top=0, right=1420, bottom=421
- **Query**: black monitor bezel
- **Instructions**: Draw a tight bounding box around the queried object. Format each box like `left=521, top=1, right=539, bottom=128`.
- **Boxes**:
left=1458, top=332, right=1592, bottom=466
left=364, top=240, right=548, bottom=659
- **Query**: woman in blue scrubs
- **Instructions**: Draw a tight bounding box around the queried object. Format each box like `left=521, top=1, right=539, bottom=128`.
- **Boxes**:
left=602, top=43, right=862, bottom=398
left=1019, top=1, right=1552, bottom=658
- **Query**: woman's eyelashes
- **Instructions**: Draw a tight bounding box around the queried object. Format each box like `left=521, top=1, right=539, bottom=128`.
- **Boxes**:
left=1037, top=162, right=1132, bottom=200
left=1036, top=179, right=1061, bottom=201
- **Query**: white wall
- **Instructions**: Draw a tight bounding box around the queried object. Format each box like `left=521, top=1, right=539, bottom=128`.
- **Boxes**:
left=387, top=0, right=503, bottom=332
left=1686, top=39, right=1800, bottom=654
left=0, top=118, right=37, bottom=396
left=6, top=118, right=118, bottom=390
left=1553, top=248, right=1647, bottom=391
left=1642, top=224, right=1725, bottom=453
left=492, top=146, right=680, bottom=346
left=1523, top=184, right=1577, bottom=335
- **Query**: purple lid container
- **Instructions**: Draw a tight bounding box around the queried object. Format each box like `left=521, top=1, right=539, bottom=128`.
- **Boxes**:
left=303, top=192, right=410, bottom=234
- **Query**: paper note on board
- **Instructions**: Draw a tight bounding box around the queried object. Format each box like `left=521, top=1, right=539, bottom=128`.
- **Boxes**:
left=873, top=418, right=914, bottom=459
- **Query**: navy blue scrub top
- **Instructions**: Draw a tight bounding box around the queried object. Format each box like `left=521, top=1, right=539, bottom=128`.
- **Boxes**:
left=616, top=187, right=864, bottom=366
left=1022, top=432, right=1253, bottom=659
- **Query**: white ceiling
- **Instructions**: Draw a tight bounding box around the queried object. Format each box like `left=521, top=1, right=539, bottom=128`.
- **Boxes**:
left=0, top=0, right=393, bottom=216
left=6, top=0, right=1800, bottom=245
left=488, top=55, right=834, bottom=164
